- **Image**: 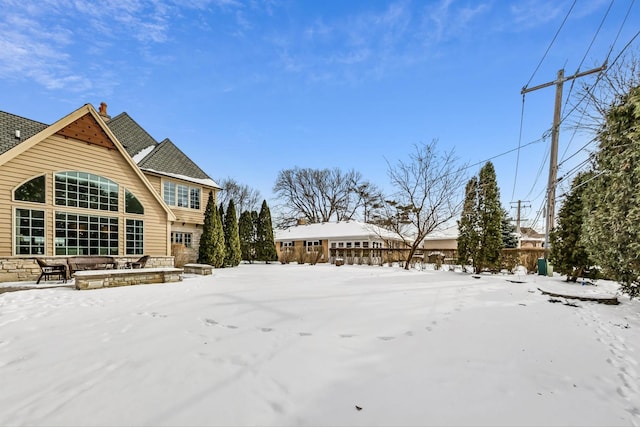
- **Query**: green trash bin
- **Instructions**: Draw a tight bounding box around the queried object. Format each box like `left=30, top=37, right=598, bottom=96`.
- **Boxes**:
left=537, top=258, right=547, bottom=276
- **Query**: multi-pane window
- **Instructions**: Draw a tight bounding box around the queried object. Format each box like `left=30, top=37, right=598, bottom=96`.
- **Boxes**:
left=305, top=240, right=321, bottom=252
left=125, top=190, right=144, bottom=214
left=171, top=232, right=192, bottom=248
left=163, top=180, right=201, bottom=210
left=190, top=188, right=200, bottom=209
left=362, top=242, right=369, bottom=248
left=177, top=184, right=189, bottom=207
left=163, top=182, right=176, bottom=206
left=15, top=175, right=45, bottom=203
left=280, top=241, right=294, bottom=253
left=54, top=212, right=118, bottom=255
left=55, top=172, right=118, bottom=212
left=15, top=209, right=45, bottom=255
left=126, top=219, right=144, bottom=255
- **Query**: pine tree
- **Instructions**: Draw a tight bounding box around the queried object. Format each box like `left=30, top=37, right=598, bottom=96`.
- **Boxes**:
left=476, top=162, right=502, bottom=272
left=198, top=191, right=216, bottom=265
left=256, top=200, right=278, bottom=263
left=583, top=85, right=640, bottom=298
left=501, top=208, right=518, bottom=249
left=457, top=177, right=479, bottom=268
left=238, top=210, right=257, bottom=263
left=223, top=200, right=241, bottom=267
left=550, top=171, right=595, bottom=282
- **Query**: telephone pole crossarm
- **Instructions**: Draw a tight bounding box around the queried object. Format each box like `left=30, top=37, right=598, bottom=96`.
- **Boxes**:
left=519, top=63, right=606, bottom=256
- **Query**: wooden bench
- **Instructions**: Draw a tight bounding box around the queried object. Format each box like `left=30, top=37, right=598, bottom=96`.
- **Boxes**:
left=68, top=256, right=116, bottom=275
left=74, top=267, right=184, bottom=290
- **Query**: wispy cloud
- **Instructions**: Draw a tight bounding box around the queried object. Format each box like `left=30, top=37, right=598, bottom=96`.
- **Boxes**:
left=509, top=1, right=565, bottom=30
left=0, top=0, right=231, bottom=92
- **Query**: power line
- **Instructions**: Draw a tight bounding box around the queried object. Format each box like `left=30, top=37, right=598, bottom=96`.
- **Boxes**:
left=511, top=95, right=526, bottom=201
left=523, top=0, right=577, bottom=90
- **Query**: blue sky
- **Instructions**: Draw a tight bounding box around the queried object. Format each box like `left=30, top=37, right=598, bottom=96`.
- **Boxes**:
left=1, top=0, right=638, bottom=230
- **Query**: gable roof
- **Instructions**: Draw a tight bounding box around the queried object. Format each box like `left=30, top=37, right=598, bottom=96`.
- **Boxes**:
left=274, top=221, right=408, bottom=242
left=423, top=224, right=459, bottom=240
left=0, top=111, right=48, bottom=155
left=107, top=112, right=158, bottom=159
left=0, top=104, right=175, bottom=221
left=138, top=138, right=220, bottom=188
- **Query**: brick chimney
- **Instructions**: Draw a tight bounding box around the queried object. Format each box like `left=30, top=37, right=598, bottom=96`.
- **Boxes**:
left=297, top=218, right=307, bottom=226
left=98, top=102, right=111, bottom=121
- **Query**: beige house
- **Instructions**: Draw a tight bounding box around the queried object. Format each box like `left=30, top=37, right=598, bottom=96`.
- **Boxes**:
left=0, top=103, right=219, bottom=282
left=421, top=224, right=459, bottom=263
left=274, top=220, right=410, bottom=265
left=517, top=227, right=545, bottom=248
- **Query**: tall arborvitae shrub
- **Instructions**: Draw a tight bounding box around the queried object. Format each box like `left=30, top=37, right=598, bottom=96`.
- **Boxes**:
left=256, top=200, right=278, bottom=263
left=238, top=210, right=257, bottom=263
left=223, top=200, right=242, bottom=267
left=583, top=85, right=640, bottom=298
left=198, top=191, right=216, bottom=265
left=550, top=171, right=595, bottom=282
left=210, top=200, right=226, bottom=268
left=476, top=162, right=502, bottom=272
left=457, top=177, right=479, bottom=268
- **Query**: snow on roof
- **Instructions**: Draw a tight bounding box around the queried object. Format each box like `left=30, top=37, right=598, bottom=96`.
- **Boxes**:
left=132, top=145, right=155, bottom=163
left=423, top=224, right=459, bottom=240
left=142, top=168, right=220, bottom=189
left=274, top=221, right=408, bottom=242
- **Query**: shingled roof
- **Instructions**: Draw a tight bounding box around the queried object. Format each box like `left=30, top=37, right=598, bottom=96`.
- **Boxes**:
left=138, top=138, right=219, bottom=188
left=107, top=112, right=158, bottom=158
left=0, top=111, right=48, bottom=155
left=1, top=105, right=218, bottom=189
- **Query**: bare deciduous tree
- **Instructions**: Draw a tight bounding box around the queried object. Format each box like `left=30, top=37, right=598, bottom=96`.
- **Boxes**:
left=380, top=140, right=467, bottom=270
left=217, top=177, right=261, bottom=215
left=571, top=51, right=640, bottom=134
left=273, top=167, right=378, bottom=226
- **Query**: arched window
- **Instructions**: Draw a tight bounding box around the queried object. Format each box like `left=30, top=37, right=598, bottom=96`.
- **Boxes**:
left=125, top=189, right=144, bottom=214
left=55, top=172, right=118, bottom=211
left=14, top=175, right=45, bottom=203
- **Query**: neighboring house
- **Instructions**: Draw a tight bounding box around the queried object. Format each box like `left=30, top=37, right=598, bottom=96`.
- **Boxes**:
left=517, top=227, right=545, bottom=248
left=421, top=224, right=458, bottom=262
left=0, top=103, right=218, bottom=282
left=274, top=220, right=410, bottom=265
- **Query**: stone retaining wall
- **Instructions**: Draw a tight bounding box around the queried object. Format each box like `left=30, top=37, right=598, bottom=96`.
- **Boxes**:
left=0, top=256, right=176, bottom=283
left=75, top=267, right=183, bottom=290
left=183, top=263, right=213, bottom=275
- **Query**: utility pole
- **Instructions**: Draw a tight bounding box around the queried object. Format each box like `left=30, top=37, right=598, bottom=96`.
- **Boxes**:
left=510, top=200, right=531, bottom=234
left=521, top=63, right=606, bottom=257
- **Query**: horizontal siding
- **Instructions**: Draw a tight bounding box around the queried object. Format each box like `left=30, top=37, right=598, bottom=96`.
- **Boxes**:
left=0, top=135, right=171, bottom=257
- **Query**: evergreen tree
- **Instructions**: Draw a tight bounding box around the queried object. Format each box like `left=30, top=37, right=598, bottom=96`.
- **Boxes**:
left=238, top=210, right=257, bottom=263
left=198, top=191, right=216, bottom=265
left=583, top=85, right=640, bottom=298
left=210, top=200, right=226, bottom=268
left=218, top=203, right=225, bottom=229
left=476, top=162, right=502, bottom=272
left=256, top=200, right=278, bottom=263
left=501, top=208, right=518, bottom=249
left=457, top=177, right=479, bottom=268
left=223, top=200, right=242, bottom=267
left=550, top=171, right=595, bottom=282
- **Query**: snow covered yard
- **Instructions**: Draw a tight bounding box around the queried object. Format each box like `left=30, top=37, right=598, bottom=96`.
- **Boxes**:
left=0, top=264, right=638, bottom=426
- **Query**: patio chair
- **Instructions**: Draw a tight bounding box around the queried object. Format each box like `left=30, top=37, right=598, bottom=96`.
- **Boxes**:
left=125, top=255, right=149, bottom=269
left=36, top=258, right=68, bottom=284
